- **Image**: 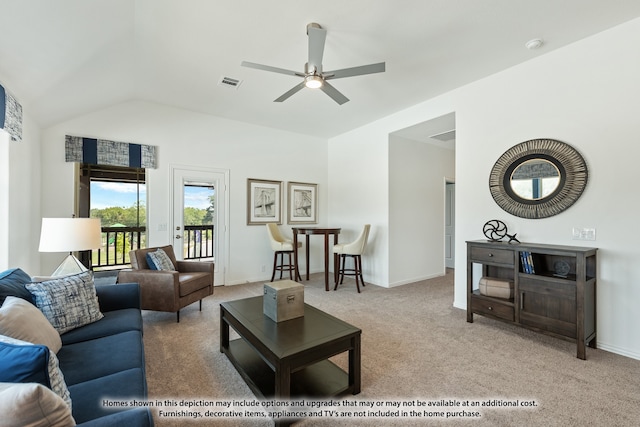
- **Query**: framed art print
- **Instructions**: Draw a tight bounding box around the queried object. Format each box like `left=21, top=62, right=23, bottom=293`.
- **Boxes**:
left=247, top=178, right=282, bottom=225
left=288, top=182, right=317, bottom=224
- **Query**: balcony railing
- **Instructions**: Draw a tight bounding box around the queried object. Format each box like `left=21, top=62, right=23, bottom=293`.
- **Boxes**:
left=90, top=224, right=213, bottom=270
left=183, top=225, right=214, bottom=260
left=92, top=226, right=146, bottom=270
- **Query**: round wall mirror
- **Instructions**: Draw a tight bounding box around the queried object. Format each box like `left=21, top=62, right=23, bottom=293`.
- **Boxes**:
left=489, top=139, right=588, bottom=219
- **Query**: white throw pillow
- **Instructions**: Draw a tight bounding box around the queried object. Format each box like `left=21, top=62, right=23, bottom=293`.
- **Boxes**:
left=0, top=382, right=76, bottom=427
left=25, top=270, right=103, bottom=335
left=0, top=296, right=62, bottom=353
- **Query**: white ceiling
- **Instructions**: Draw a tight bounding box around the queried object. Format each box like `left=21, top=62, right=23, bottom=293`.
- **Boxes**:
left=2, top=0, right=640, bottom=139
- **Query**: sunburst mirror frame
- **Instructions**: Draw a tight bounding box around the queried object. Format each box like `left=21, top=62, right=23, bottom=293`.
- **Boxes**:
left=489, top=138, right=588, bottom=219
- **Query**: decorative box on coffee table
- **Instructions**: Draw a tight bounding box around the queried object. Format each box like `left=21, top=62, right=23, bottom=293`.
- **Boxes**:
left=263, top=280, right=304, bottom=322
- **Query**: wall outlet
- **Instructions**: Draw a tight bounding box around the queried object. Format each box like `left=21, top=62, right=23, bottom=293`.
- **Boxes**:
left=157, top=223, right=167, bottom=231
left=572, top=227, right=596, bottom=241
left=261, top=265, right=266, bottom=273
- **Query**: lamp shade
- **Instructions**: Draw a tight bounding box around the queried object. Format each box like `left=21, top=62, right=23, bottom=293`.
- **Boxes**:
left=38, top=218, right=102, bottom=252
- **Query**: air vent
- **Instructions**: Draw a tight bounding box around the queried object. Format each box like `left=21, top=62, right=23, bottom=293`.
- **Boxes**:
left=218, top=76, right=242, bottom=89
left=429, top=129, right=456, bottom=142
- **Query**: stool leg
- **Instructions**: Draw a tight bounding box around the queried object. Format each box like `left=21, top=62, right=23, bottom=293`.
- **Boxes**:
left=287, top=252, right=293, bottom=280
left=357, top=255, right=366, bottom=288
left=353, top=255, right=364, bottom=293
left=271, top=252, right=278, bottom=282
left=354, top=255, right=361, bottom=293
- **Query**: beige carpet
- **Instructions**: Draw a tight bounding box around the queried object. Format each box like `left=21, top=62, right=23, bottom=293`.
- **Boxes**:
left=141, top=270, right=640, bottom=426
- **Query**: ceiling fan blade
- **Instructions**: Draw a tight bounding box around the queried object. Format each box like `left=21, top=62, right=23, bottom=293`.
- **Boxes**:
left=307, top=24, right=326, bottom=71
left=241, top=61, right=302, bottom=77
left=274, top=82, right=306, bottom=102
left=320, top=81, right=349, bottom=105
left=324, top=62, right=386, bottom=80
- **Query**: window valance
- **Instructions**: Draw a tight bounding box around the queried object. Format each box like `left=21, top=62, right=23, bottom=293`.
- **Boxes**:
left=0, top=83, right=23, bottom=142
left=65, top=135, right=157, bottom=169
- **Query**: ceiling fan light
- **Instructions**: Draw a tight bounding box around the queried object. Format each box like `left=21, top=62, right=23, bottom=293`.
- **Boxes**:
left=304, top=75, right=323, bottom=89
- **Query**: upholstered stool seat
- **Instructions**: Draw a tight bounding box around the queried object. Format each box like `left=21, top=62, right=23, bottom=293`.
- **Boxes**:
left=266, top=224, right=302, bottom=282
left=333, top=224, right=370, bottom=293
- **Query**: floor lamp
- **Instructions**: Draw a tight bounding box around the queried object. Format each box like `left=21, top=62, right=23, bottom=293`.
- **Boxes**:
left=39, top=218, right=102, bottom=277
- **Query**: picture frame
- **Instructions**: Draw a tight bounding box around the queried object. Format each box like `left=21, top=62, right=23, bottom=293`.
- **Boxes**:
left=287, top=182, right=317, bottom=224
left=247, top=178, right=282, bottom=225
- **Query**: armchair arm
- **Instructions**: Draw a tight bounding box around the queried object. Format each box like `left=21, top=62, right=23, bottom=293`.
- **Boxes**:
left=117, top=269, right=180, bottom=312
left=176, top=260, right=214, bottom=275
left=95, top=283, right=141, bottom=311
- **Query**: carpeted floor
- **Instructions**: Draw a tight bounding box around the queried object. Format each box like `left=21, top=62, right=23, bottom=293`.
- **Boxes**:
left=140, top=270, right=640, bottom=426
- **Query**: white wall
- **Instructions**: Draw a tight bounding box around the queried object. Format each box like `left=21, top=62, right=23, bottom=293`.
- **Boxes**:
left=389, top=135, right=455, bottom=285
left=39, top=101, right=328, bottom=285
left=327, top=121, right=391, bottom=286
left=0, top=109, right=41, bottom=273
left=328, top=18, right=640, bottom=359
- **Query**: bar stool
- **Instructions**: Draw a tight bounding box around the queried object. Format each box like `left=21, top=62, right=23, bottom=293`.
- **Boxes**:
left=333, top=224, right=370, bottom=293
left=266, top=223, right=302, bottom=282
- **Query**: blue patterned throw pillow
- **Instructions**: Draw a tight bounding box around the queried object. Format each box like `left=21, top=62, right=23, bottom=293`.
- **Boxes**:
left=146, top=248, right=176, bottom=271
left=25, top=270, right=103, bottom=335
left=0, top=334, right=72, bottom=409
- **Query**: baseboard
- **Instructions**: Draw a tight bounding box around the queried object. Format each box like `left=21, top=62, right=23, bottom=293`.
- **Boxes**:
left=388, top=271, right=446, bottom=288
left=596, top=342, right=640, bottom=361
left=225, top=268, right=326, bottom=286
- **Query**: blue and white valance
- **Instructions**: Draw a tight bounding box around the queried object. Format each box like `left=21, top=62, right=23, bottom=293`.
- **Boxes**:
left=0, top=83, right=23, bottom=142
left=65, top=135, right=157, bottom=168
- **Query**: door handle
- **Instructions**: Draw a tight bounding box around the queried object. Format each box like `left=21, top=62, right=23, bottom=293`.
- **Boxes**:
left=175, top=235, right=181, bottom=239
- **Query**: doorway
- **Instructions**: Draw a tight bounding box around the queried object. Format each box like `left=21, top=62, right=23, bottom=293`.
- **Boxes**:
left=171, top=166, right=228, bottom=286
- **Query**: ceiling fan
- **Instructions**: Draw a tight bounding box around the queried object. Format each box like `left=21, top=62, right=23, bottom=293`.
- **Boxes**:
left=241, top=23, right=385, bottom=105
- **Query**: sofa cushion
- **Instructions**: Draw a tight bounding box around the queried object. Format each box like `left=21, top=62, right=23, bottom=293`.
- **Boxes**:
left=61, top=308, right=143, bottom=346
left=0, top=382, right=76, bottom=427
left=57, top=331, right=144, bottom=386
left=0, top=268, right=34, bottom=305
left=0, top=334, right=72, bottom=409
left=68, top=368, right=148, bottom=424
left=0, top=296, right=62, bottom=353
left=178, top=272, right=211, bottom=296
left=146, top=248, right=176, bottom=271
left=26, top=271, right=104, bottom=334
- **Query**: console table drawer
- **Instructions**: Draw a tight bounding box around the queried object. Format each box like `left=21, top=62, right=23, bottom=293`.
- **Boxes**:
left=469, top=247, right=514, bottom=265
left=471, top=297, right=514, bottom=321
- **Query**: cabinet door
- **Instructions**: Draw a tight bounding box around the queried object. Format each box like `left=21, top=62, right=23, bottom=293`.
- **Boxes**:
left=519, top=277, right=576, bottom=338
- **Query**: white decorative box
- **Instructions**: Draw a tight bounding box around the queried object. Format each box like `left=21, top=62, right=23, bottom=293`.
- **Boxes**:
left=479, top=276, right=514, bottom=299
left=263, top=280, right=304, bottom=322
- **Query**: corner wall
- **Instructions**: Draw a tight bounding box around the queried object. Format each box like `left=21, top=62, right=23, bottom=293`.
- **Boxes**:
left=389, top=135, right=455, bottom=285
left=0, top=110, right=41, bottom=273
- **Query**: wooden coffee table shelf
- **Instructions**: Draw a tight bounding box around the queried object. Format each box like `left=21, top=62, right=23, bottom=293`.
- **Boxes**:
left=220, top=296, right=361, bottom=401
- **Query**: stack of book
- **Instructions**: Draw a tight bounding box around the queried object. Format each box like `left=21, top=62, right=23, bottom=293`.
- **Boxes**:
left=520, top=251, right=535, bottom=274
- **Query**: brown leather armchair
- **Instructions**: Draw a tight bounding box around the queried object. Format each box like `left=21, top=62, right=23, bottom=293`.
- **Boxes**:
left=117, top=245, right=213, bottom=322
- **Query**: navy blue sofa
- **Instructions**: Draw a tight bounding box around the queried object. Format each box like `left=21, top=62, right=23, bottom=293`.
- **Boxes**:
left=0, top=268, right=153, bottom=426
left=61, top=283, right=154, bottom=426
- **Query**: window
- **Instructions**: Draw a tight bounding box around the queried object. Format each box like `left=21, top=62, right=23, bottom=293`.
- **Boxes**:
left=77, top=164, right=146, bottom=269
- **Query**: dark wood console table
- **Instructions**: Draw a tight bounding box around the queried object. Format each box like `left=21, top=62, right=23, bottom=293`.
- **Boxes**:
left=292, top=227, right=341, bottom=291
left=467, top=240, right=597, bottom=359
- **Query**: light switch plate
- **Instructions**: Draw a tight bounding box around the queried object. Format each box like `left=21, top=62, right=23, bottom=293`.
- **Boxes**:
left=572, top=227, right=596, bottom=241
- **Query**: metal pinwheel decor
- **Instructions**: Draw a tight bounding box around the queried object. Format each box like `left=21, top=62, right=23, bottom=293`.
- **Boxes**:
left=483, top=220, right=520, bottom=243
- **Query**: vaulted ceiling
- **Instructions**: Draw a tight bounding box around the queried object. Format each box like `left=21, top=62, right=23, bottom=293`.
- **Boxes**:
left=2, top=0, right=640, bottom=139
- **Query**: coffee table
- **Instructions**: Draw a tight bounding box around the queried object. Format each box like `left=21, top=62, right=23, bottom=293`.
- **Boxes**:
left=220, top=296, right=361, bottom=401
